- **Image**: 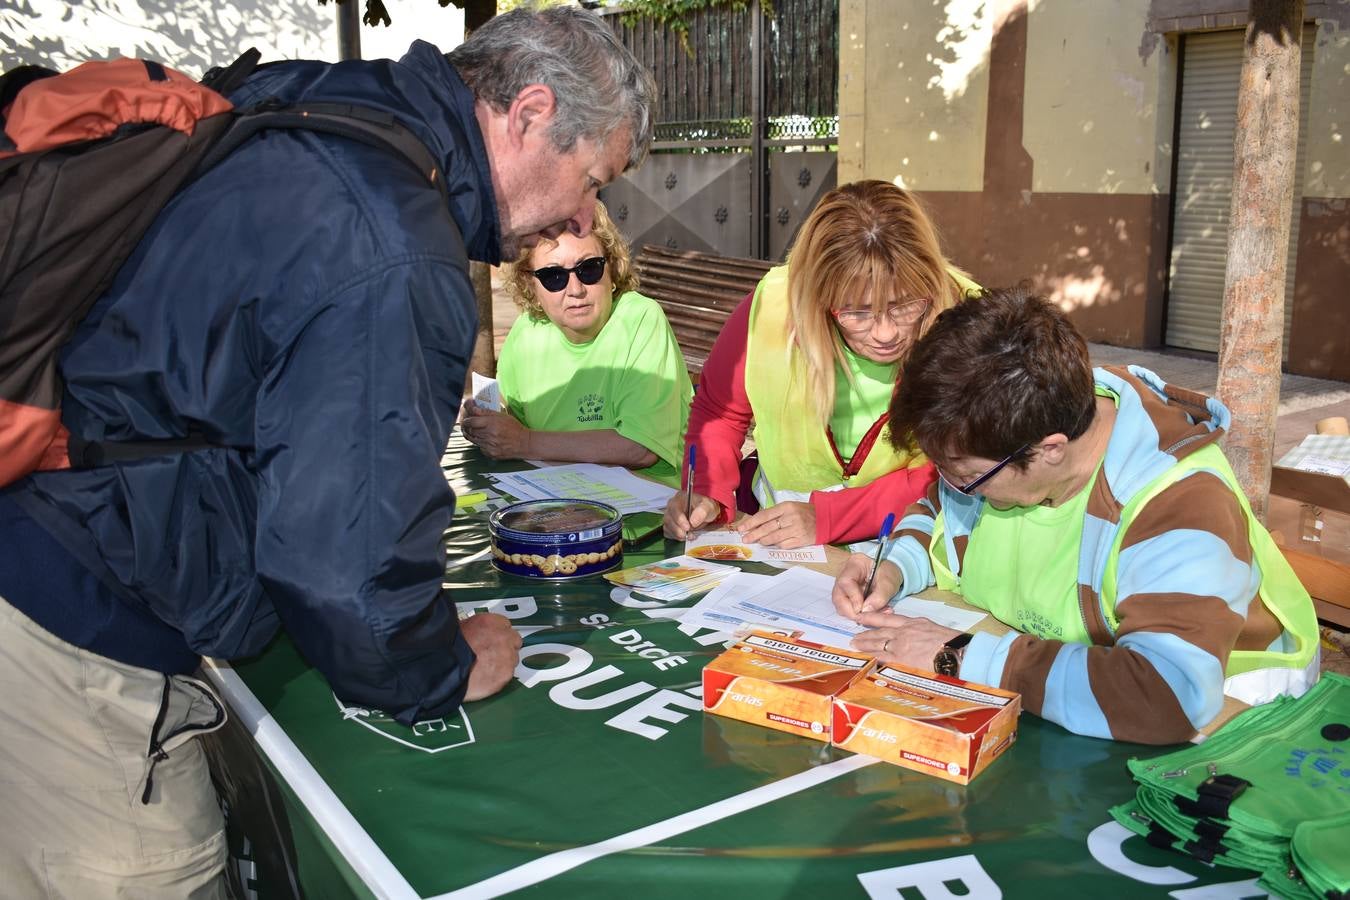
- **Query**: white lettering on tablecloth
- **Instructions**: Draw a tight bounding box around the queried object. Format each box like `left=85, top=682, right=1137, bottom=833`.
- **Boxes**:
left=511, top=623, right=707, bottom=740
left=1086, top=821, right=1270, bottom=896
left=856, top=855, right=1001, bottom=899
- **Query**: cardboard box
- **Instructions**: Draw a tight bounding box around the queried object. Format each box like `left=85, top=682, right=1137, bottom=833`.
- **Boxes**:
left=702, top=632, right=874, bottom=741
left=1269, top=464, right=1350, bottom=628
left=832, top=663, right=1021, bottom=784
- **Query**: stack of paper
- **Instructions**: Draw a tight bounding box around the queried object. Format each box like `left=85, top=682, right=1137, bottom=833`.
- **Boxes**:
left=490, top=463, right=676, bottom=515
left=604, top=555, right=738, bottom=602
left=681, top=567, right=864, bottom=648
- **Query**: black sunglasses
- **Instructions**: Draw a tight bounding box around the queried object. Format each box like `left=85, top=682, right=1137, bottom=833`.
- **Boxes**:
left=529, top=256, right=607, bottom=293
left=941, top=443, right=1030, bottom=495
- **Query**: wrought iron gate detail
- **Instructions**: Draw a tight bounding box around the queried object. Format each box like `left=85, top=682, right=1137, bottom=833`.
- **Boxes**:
left=600, top=1, right=838, bottom=262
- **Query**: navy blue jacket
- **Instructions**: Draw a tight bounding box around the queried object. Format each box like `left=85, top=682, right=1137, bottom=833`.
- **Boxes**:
left=0, top=42, right=497, bottom=724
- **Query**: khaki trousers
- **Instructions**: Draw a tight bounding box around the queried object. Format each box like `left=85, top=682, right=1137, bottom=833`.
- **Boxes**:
left=0, top=595, right=230, bottom=899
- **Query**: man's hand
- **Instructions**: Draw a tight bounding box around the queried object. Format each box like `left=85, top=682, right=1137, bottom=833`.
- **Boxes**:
left=734, top=501, right=817, bottom=548
left=831, top=553, right=901, bottom=619
left=461, top=400, right=531, bottom=460
left=460, top=613, right=522, bottom=701
left=850, top=610, right=960, bottom=671
left=663, top=490, right=722, bottom=539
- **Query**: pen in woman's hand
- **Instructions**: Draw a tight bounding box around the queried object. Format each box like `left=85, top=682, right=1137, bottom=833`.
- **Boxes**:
left=683, top=445, right=697, bottom=531
left=860, top=512, right=896, bottom=612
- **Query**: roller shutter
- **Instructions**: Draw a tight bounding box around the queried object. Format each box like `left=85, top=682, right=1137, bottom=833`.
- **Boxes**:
left=1165, top=27, right=1313, bottom=356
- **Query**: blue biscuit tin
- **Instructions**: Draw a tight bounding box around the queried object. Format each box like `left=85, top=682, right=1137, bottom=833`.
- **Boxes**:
left=489, top=498, right=624, bottom=579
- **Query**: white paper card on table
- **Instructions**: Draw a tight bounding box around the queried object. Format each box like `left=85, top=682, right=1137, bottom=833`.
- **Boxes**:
left=699, top=566, right=864, bottom=648
left=684, top=529, right=827, bottom=565
left=470, top=372, right=503, bottom=412
left=888, top=595, right=987, bottom=632
left=489, top=463, right=676, bottom=515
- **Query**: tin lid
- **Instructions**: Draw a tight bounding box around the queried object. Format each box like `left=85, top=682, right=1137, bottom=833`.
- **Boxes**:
left=489, top=499, right=622, bottom=542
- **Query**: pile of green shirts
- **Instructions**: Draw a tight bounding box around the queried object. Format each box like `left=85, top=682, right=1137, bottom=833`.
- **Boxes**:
left=1111, top=674, right=1350, bottom=900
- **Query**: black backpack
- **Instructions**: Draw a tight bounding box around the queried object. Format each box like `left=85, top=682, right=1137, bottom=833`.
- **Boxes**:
left=0, top=49, right=449, bottom=484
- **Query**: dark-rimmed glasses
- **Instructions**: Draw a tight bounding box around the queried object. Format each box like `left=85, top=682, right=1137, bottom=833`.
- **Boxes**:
left=940, top=443, right=1030, bottom=495
left=832, top=298, right=930, bottom=332
left=530, top=256, right=607, bottom=293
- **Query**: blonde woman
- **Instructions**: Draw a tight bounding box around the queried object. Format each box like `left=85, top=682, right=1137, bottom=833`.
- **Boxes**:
left=663, top=180, right=979, bottom=546
left=462, top=201, right=692, bottom=486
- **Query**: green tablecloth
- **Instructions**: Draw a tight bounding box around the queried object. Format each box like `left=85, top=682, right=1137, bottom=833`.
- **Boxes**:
left=210, top=433, right=1268, bottom=899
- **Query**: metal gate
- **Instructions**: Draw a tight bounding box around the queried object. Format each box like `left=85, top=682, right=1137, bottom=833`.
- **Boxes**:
left=599, top=1, right=838, bottom=262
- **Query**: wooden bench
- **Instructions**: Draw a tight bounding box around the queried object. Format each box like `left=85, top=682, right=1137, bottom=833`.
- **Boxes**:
left=632, top=244, right=774, bottom=383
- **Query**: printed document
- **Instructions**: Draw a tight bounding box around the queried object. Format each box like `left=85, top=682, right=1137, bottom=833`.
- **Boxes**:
left=685, top=529, right=828, bottom=565
left=681, top=567, right=863, bottom=648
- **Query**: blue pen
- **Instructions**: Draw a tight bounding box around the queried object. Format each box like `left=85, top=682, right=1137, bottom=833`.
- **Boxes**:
left=683, top=445, right=697, bottom=527
left=861, top=512, right=896, bottom=610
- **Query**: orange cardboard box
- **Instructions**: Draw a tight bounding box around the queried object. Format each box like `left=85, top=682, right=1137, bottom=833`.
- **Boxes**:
left=702, top=631, right=874, bottom=741
left=832, top=662, right=1021, bottom=784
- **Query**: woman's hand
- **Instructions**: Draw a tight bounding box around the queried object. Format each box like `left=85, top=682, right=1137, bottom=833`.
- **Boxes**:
left=663, top=491, right=722, bottom=539
left=850, top=610, right=960, bottom=670
left=461, top=400, right=531, bottom=460
left=831, top=554, right=900, bottom=619
left=734, top=501, right=817, bottom=548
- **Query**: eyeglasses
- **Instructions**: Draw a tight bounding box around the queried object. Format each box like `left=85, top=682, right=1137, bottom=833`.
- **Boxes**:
left=530, top=256, right=607, bottom=293
left=832, top=298, right=930, bottom=332
left=940, top=443, right=1030, bottom=495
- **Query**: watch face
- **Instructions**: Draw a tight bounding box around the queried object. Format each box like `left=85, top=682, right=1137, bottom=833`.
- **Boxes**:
left=934, top=649, right=960, bottom=678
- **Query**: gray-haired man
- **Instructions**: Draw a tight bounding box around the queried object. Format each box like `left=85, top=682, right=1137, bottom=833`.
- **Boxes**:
left=0, top=6, right=654, bottom=896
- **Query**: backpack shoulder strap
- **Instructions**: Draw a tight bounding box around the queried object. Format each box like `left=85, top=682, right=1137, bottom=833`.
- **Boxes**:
left=194, top=101, right=450, bottom=206
left=199, top=48, right=262, bottom=97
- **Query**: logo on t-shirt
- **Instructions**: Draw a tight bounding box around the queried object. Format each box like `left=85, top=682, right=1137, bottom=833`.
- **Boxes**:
left=578, top=393, right=606, bottom=423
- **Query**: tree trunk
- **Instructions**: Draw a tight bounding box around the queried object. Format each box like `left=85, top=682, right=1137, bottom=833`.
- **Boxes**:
left=465, top=0, right=498, bottom=385
left=467, top=261, right=496, bottom=379
left=1214, top=0, right=1303, bottom=524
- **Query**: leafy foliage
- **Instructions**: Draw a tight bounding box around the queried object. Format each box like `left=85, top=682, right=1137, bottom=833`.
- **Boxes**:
left=317, top=0, right=467, bottom=29
left=621, top=0, right=774, bottom=52
left=314, top=0, right=773, bottom=48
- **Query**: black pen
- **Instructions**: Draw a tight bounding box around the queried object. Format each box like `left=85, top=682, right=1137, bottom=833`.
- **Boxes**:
left=860, top=512, right=896, bottom=613
left=683, top=445, right=697, bottom=530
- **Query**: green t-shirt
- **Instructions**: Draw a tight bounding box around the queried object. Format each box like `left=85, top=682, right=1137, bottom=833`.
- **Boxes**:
left=954, top=479, right=1093, bottom=643
left=829, top=349, right=896, bottom=460
left=496, top=291, right=693, bottom=486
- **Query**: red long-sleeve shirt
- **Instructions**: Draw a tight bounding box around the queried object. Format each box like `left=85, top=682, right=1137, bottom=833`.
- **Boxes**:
left=684, top=294, right=937, bottom=544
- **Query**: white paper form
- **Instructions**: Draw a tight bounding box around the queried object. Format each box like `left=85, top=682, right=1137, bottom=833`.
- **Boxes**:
left=680, top=571, right=780, bottom=634
left=683, top=567, right=864, bottom=648
left=490, top=463, right=676, bottom=515
left=684, top=529, right=828, bottom=565
left=888, top=596, right=987, bottom=632
left=470, top=372, right=503, bottom=412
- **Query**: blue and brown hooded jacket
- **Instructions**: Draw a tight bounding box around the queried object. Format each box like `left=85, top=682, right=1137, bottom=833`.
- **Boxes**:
left=885, top=366, right=1318, bottom=743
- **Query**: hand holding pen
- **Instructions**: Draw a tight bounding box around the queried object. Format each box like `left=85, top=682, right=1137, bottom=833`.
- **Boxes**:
left=663, top=445, right=719, bottom=539
left=832, top=512, right=900, bottom=619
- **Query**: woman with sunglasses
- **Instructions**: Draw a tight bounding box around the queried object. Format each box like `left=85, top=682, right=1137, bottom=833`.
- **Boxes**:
left=663, top=180, right=980, bottom=547
left=461, top=201, right=692, bottom=485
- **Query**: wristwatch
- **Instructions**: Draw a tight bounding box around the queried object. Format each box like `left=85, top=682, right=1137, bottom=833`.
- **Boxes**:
left=933, top=633, right=973, bottom=678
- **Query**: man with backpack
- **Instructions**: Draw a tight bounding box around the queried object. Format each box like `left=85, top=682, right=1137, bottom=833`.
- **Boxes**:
left=0, top=6, right=654, bottom=896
